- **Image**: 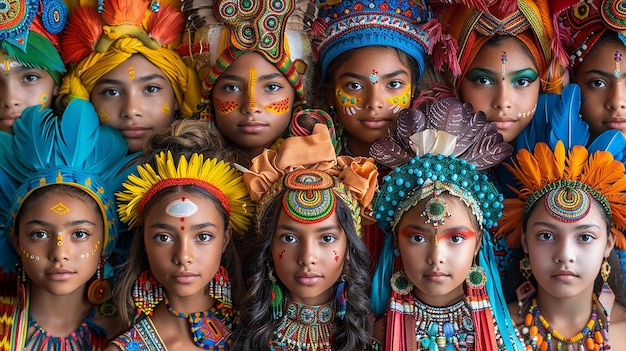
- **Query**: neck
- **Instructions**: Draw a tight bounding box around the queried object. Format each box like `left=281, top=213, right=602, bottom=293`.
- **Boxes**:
left=28, top=284, right=93, bottom=336
left=414, top=285, right=465, bottom=307
left=534, top=285, right=595, bottom=338
left=165, top=290, right=215, bottom=314
left=345, top=138, right=371, bottom=157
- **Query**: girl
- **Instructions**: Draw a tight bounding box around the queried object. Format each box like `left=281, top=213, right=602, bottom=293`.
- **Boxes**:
left=59, top=0, right=201, bottom=154
left=0, top=98, right=137, bottom=349
left=497, top=138, right=626, bottom=349
left=0, top=0, right=67, bottom=133
left=369, top=97, right=524, bottom=350
left=180, top=0, right=316, bottom=166
left=238, top=123, right=377, bottom=350
left=108, top=127, right=254, bottom=349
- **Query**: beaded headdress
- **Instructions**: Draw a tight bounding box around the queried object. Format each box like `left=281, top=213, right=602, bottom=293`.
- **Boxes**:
left=180, top=0, right=317, bottom=104
left=440, top=0, right=565, bottom=93
left=0, top=0, right=67, bottom=85
left=311, top=0, right=437, bottom=79
left=556, top=0, right=626, bottom=71
left=0, top=98, right=137, bottom=273
left=59, top=0, right=201, bottom=118
left=116, top=151, right=254, bottom=236
left=241, top=123, right=378, bottom=236
left=369, top=97, right=523, bottom=350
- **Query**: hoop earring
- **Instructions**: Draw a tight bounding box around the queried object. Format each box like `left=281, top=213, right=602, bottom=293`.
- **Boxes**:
left=390, top=270, right=413, bottom=296
left=133, top=270, right=164, bottom=316
left=208, top=265, right=232, bottom=307
left=268, top=265, right=283, bottom=320
left=599, top=257, right=615, bottom=314
left=87, top=257, right=112, bottom=305
left=336, top=275, right=346, bottom=320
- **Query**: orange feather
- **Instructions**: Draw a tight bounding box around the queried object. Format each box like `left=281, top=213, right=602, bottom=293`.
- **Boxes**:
left=102, top=0, right=149, bottom=26
left=61, top=6, right=103, bottom=65
left=146, top=5, right=185, bottom=47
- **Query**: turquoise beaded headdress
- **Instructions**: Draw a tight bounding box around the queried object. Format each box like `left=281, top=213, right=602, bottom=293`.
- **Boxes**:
left=0, top=99, right=137, bottom=273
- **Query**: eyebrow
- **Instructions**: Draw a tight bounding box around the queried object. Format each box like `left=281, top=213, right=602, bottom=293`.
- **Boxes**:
left=466, top=67, right=537, bottom=77
left=276, top=224, right=341, bottom=234
left=149, top=222, right=218, bottom=231
left=580, top=69, right=614, bottom=80
left=219, top=72, right=285, bottom=82
left=399, top=225, right=474, bottom=235
left=95, top=74, right=168, bottom=86
left=25, top=219, right=97, bottom=227
left=338, top=69, right=409, bottom=81
left=530, top=221, right=601, bottom=231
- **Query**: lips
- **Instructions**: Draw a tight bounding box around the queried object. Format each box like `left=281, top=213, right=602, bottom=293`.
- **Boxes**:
left=295, top=272, right=322, bottom=286
left=171, top=271, right=200, bottom=284
left=120, top=127, right=150, bottom=138
left=604, top=119, right=626, bottom=130
left=238, top=121, right=268, bottom=133
left=46, top=268, right=76, bottom=281
left=490, top=117, right=516, bottom=131
left=423, top=271, right=449, bottom=282
left=360, top=118, right=391, bottom=129
left=551, top=270, right=577, bottom=282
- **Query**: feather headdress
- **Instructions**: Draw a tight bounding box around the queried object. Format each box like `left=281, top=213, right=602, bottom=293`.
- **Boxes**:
left=0, top=99, right=137, bottom=273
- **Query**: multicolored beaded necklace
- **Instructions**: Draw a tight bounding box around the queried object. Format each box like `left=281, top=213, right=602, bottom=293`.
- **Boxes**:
left=413, top=297, right=475, bottom=351
left=165, top=298, right=235, bottom=350
left=271, top=298, right=336, bottom=351
left=24, top=311, right=108, bottom=351
left=521, top=295, right=609, bottom=351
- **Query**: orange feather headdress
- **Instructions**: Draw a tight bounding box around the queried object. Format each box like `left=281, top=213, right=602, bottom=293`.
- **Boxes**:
left=496, top=140, right=626, bottom=250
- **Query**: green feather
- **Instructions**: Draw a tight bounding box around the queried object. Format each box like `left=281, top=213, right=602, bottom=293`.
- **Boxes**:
left=1, top=32, right=65, bottom=85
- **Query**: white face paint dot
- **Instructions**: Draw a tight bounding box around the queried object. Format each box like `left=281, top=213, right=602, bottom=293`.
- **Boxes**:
left=165, top=197, right=199, bottom=218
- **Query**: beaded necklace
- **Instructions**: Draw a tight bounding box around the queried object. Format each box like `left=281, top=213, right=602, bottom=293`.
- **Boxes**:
left=271, top=298, right=336, bottom=351
left=521, top=295, right=609, bottom=351
left=413, top=297, right=475, bottom=351
left=165, top=298, right=234, bottom=350
left=24, top=311, right=108, bottom=351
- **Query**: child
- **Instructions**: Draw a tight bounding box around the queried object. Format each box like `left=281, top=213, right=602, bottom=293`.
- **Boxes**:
left=180, top=0, right=316, bottom=166
left=238, top=123, right=377, bottom=350
left=108, top=125, right=254, bottom=349
left=497, top=139, right=626, bottom=349
left=0, top=0, right=67, bottom=133
left=369, top=97, right=524, bottom=350
left=59, top=0, right=201, bottom=153
left=0, top=98, right=137, bottom=349
left=439, top=0, right=565, bottom=144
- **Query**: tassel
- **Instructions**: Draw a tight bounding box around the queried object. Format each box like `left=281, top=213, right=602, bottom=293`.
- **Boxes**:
left=270, top=281, right=283, bottom=320
left=336, top=280, right=347, bottom=320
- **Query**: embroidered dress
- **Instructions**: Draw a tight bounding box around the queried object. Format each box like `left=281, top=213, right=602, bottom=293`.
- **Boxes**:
left=271, top=298, right=336, bottom=351
left=110, top=317, right=167, bottom=351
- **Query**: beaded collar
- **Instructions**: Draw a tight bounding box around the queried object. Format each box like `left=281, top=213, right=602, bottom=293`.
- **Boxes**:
left=413, top=297, right=475, bottom=351
left=165, top=298, right=235, bottom=350
left=521, top=295, right=609, bottom=351
left=271, top=298, right=336, bottom=351
left=24, top=310, right=108, bottom=351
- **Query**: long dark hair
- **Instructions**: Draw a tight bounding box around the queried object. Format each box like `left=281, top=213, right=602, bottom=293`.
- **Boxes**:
left=237, top=193, right=372, bottom=351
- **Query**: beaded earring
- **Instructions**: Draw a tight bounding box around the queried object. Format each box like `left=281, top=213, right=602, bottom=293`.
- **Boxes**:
left=390, top=270, right=413, bottom=296
left=88, top=258, right=112, bottom=305
left=336, top=275, right=346, bottom=320
left=516, top=255, right=536, bottom=314
left=133, top=269, right=164, bottom=316
left=208, top=265, right=232, bottom=307
left=268, top=265, right=283, bottom=320
left=598, top=257, right=615, bottom=314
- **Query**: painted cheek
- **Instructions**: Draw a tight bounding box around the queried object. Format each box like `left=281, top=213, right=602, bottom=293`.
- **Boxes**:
left=79, top=240, right=101, bottom=260
left=160, top=103, right=171, bottom=115
left=98, top=108, right=110, bottom=122
left=40, top=94, right=49, bottom=106
left=278, top=249, right=286, bottom=260
left=332, top=249, right=340, bottom=262
left=215, top=98, right=239, bottom=115
left=385, top=84, right=411, bottom=113
left=263, top=97, right=290, bottom=114
left=335, top=86, right=363, bottom=117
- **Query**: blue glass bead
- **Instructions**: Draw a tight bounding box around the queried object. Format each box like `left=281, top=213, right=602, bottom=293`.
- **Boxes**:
left=388, top=210, right=394, bottom=216
left=399, top=190, right=405, bottom=197
left=408, top=168, right=414, bottom=174
left=425, top=171, right=432, bottom=178
left=477, top=192, right=484, bottom=199
left=434, top=163, right=442, bottom=171
left=391, top=200, right=397, bottom=206
left=423, top=161, right=430, bottom=168
left=410, top=158, right=416, bottom=164
left=405, top=181, right=411, bottom=188
left=487, top=193, right=494, bottom=200
left=387, top=185, right=393, bottom=192
left=437, top=154, right=444, bottom=160
left=383, top=175, right=391, bottom=182
left=461, top=181, right=468, bottom=187
left=451, top=174, right=458, bottom=181
left=396, top=178, right=404, bottom=186
left=439, top=175, right=445, bottom=181
left=461, top=169, right=467, bottom=175
left=493, top=201, right=500, bottom=208
left=473, top=185, right=480, bottom=191
left=417, top=178, right=424, bottom=185
left=484, top=211, right=491, bottom=218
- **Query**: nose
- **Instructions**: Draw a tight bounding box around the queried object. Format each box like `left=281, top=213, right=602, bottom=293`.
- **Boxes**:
left=121, top=93, right=143, bottom=119
left=492, top=84, right=512, bottom=111
left=0, top=80, right=21, bottom=109
left=364, top=85, right=385, bottom=111
left=554, top=239, right=576, bottom=264
left=173, top=239, right=193, bottom=266
left=297, top=240, right=318, bottom=266
left=606, top=83, right=626, bottom=111
left=426, top=240, right=445, bottom=265
left=49, top=237, right=70, bottom=262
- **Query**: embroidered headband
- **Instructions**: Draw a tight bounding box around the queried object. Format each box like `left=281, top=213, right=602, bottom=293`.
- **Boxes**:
left=311, top=0, right=435, bottom=79
left=241, top=123, right=378, bottom=236
left=59, top=0, right=201, bottom=118
left=0, top=0, right=67, bottom=84
left=116, top=151, right=254, bottom=235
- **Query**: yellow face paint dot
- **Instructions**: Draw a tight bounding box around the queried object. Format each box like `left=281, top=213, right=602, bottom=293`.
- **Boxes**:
left=98, top=108, right=110, bottom=122
left=128, top=66, right=135, bottom=81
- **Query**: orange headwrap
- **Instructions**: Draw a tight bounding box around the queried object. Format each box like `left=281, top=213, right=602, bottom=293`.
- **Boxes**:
left=59, top=0, right=201, bottom=118
left=442, top=0, right=564, bottom=94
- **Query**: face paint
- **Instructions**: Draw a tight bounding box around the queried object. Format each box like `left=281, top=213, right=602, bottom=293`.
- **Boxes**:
left=517, top=104, right=537, bottom=119
left=420, top=195, right=452, bottom=244
left=128, top=66, right=135, bottom=81
left=1, top=54, right=18, bottom=74
left=160, top=103, right=171, bottom=115
left=165, top=197, right=198, bottom=230
left=385, top=84, right=412, bottom=113
left=248, top=68, right=257, bottom=110
left=335, top=87, right=363, bottom=117
left=501, top=51, right=507, bottom=81
left=333, top=249, right=340, bottom=262
left=215, top=98, right=239, bottom=115
left=278, top=249, right=285, bottom=260
left=20, top=246, right=40, bottom=261
left=56, top=232, right=63, bottom=247
left=543, top=187, right=591, bottom=222
left=50, top=202, right=70, bottom=215
left=369, top=69, right=379, bottom=84
left=437, top=230, right=477, bottom=242
left=40, top=94, right=49, bottom=107
left=263, top=97, right=291, bottom=114
left=80, top=240, right=101, bottom=259
left=98, top=108, right=110, bottom=122
left=613, top=51, right=622, bottom=78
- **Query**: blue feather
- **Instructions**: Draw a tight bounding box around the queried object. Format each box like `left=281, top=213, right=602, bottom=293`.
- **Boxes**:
left=547, top=84, right=589, bottom=150
left=588, top=129, right=626, bottom=162
left=56, top=99, right=100, bottom=168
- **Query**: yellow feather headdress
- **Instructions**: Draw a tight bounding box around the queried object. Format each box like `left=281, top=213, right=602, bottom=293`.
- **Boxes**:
left=496, top=141, right=626, bottom=250
left=116, top=151, right=254, bottom=235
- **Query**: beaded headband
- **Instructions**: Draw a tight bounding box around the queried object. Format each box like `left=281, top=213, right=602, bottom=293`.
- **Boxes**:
left=116, top=151, right=254, bottom=235
left=0, top=0, right=67, bottom=84
left=282, top=170, right=337, bottom=224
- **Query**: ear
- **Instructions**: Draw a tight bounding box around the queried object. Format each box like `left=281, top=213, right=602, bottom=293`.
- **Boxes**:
left=604, top=230, right=616, bottom=258
left=473, top=230, right=483, bottom=257
left=521, top=231, right=529, bottom=254
left=222, top=227, right=232, bottom=254
left=52, top=85, right=59, bottom=96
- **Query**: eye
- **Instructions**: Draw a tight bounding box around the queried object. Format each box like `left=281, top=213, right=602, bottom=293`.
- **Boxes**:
left=71, top=230, right=90, bottom=240
left=280, top=234, right=297, bottom=244
left=30, top=230, right=49, bottom=240
left=321, top=234, right=337, bottom=244
left=264, top=83, right=282, bottom=93
left=408, top=234, right=427, bottom=243
left=513, top=77, right=533, bottom=87
left=346, top=82, right=364, bottom=91
left=223, top=83, right=241, bottom=93
left=537, top=232, right=554, bottom=241
left=196, top=232, right=215, bottom=242
left=387, top=80, right=404, bottom=89
left=468, top=76, right=493, bottom=86
left=154, top=233, right=173, bottom=243
left=22, top=73, right=40, bottom=83
left=449, top=234, right=466, bottom=243
left=101, top=88, right=120, bottom=97
left=145, top=85, right=161, bottom=94
left=579, top=233, right=596, bottom=242
left=588, top=79, right=607, bottom=89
